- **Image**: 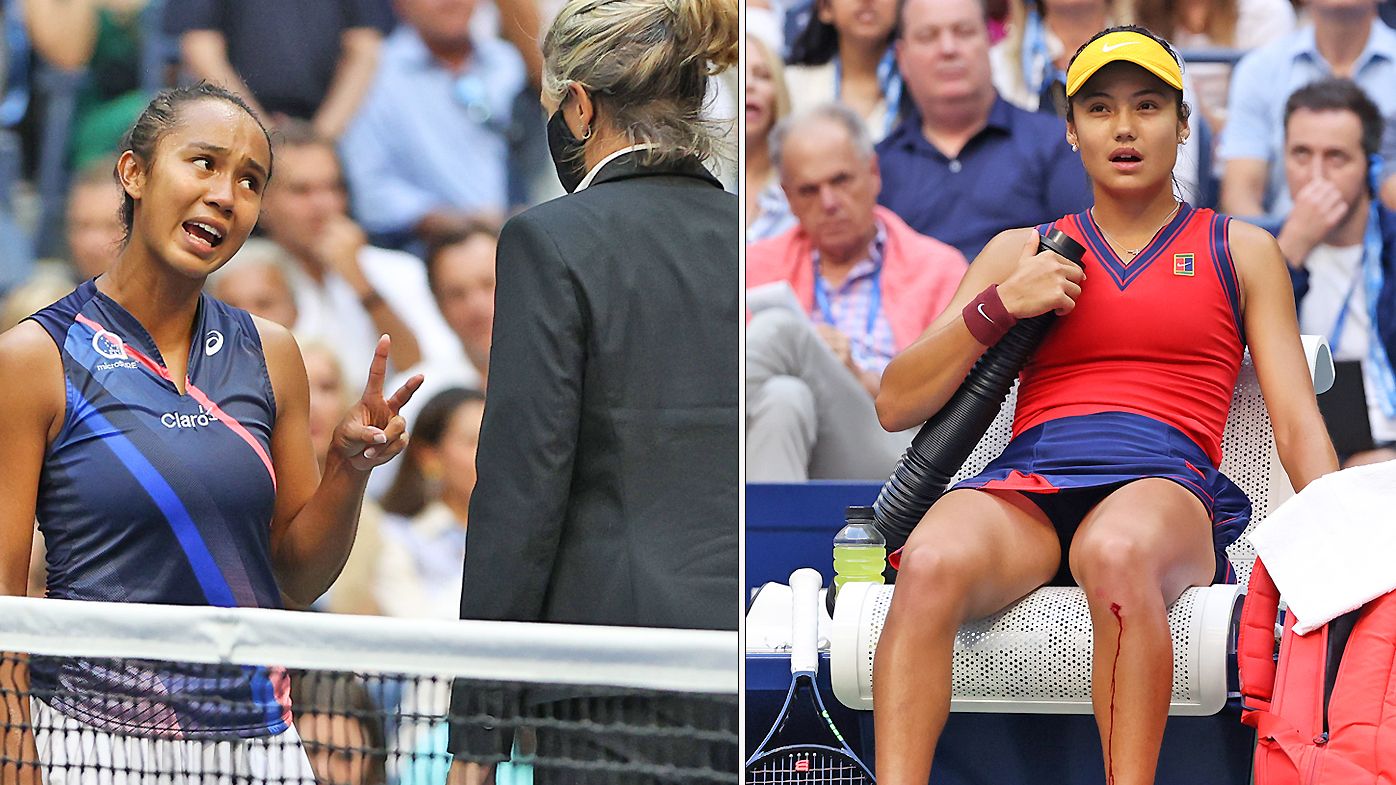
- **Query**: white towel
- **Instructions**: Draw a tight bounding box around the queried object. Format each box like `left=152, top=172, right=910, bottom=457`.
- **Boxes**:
left=744, top=581, right=835, bottom=653
left=1248, top=459, right=1396, bottom=635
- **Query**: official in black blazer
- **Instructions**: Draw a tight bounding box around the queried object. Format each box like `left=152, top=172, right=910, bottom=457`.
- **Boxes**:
left=462, top=152, right=738, bottom=629
left=447, top=0, right=738, bottom=780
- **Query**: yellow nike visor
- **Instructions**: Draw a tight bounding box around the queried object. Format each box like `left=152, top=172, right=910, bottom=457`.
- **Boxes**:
left=1065, top=30, right=1184, bottom=98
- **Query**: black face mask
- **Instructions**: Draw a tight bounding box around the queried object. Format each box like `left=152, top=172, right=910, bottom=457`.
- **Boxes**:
left=547, top=109, right=589, bottom=193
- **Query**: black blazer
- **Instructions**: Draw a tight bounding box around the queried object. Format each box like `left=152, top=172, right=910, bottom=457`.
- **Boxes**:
left=457, top=153, right=739, bottom=632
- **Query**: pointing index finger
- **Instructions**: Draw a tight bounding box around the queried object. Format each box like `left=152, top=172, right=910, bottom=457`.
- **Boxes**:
left=363, top=334, right=390, bottom=399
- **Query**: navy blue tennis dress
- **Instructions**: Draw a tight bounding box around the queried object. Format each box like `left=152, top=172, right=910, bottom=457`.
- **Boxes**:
left=26, top=280, right=290, bottom=739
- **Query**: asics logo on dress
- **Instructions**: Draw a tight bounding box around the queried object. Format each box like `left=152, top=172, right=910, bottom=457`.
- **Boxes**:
left=205, top=330, right=224, bottom=356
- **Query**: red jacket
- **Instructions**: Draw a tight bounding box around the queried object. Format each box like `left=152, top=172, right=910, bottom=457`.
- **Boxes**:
left=746, top=207, right=967, bottom=350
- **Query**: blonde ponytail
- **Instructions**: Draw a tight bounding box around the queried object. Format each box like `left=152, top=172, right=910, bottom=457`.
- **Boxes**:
left=672, top=0, right=739, bottom=74
left=542, top=0, right=738, bottom=164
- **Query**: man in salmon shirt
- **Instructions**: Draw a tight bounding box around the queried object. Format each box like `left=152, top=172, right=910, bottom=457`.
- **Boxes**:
left=747, top=103, right=967, bottom=481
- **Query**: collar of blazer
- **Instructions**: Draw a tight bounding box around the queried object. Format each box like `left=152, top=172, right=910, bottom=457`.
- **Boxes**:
left=586, top=150, right=724, bottom=191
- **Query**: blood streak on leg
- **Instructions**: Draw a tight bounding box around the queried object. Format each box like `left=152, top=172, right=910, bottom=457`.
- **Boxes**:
left=1106, top=602, right=1123, bottom=785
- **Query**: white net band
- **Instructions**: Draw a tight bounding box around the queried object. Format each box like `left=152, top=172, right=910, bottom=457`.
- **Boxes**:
left=0, top=597, right=738, bottom=784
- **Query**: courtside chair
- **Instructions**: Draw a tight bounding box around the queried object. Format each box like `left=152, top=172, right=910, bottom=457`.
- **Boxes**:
left=823, top=337, right=1334, bottom=715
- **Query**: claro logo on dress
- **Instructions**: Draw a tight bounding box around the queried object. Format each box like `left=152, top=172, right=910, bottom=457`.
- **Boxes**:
left=162, top=405, right=215, bottom=429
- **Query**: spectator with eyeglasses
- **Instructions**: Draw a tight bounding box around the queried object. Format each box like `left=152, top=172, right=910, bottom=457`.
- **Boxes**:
left=340, top=0, right=525, bottom=249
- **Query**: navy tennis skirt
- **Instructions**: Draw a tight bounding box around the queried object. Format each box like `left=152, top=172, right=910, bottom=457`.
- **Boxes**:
left=952, top=411, right=1251, bottom=585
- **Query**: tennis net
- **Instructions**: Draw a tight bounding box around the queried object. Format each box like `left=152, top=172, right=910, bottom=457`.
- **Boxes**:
left=0, top=596, right=737, bottom=784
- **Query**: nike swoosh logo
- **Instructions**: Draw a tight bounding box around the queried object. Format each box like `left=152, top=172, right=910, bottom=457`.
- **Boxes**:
left=1100, top=41, right=1139, bottom=53
left=977, top=303, right=995, bottom=324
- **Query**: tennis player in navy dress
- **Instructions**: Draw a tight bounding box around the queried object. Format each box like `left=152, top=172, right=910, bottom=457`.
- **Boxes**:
left=0, top=84, right=421, bottom=783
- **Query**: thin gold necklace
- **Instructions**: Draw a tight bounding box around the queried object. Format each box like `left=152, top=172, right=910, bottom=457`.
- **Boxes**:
left=1091, top=201, right=1181, bottom=257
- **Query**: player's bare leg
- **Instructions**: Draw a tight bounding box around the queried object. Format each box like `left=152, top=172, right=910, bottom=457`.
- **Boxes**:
left=1069, top=479, right=1217, bottom=785
left=872, top=489, right=1061, bottom=785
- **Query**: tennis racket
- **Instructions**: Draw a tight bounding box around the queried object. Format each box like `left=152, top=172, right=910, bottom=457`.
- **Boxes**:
left=745, top=568, right=875, bottom=784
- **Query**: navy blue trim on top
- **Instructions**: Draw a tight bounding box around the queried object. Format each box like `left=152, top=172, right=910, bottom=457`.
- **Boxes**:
left=1209, top=213, right=1246, bottom=346
left=1080, top=203, right=1196, bottom=291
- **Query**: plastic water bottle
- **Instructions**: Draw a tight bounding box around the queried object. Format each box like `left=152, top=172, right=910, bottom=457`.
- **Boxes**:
left=830, top=506, right=886, bottom=612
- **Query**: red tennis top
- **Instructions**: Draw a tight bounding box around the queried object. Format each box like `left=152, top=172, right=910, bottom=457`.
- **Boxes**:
left=1012, top=204, right=1245, bottom=466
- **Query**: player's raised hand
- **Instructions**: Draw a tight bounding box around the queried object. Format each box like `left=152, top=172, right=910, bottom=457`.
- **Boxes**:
left=999, top=229, right=1086, bottom=318
left=332, top=334, right=424, bottom=471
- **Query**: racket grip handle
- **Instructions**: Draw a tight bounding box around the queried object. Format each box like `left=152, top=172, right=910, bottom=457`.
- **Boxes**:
left=789, top=568, right=823, bottom=674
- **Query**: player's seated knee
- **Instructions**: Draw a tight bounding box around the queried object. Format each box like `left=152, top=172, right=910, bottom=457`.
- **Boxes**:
left=1071, top=535, right=1153, bottom=597
left=893, top=545, right=977, bottom=613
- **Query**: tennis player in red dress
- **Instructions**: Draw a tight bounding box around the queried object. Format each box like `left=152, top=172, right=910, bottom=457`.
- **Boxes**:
left=871, top=27, right=1339, bottom=785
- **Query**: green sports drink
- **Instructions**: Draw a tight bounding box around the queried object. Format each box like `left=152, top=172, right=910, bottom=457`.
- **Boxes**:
left=833, top=544, right=888, bottom=592
left=831, top=506, right=887, bottom=596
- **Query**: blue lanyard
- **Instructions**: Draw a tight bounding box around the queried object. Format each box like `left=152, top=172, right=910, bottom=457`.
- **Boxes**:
left=1328, top=276, right=1361, bottom=356
left=814, top=262, right=882, bottom=339
left=1329, top=205, right=1383, bottom=355
left=1021, top=10, right=1062, bottom=102
left=833, top=50, right=902, bottom=138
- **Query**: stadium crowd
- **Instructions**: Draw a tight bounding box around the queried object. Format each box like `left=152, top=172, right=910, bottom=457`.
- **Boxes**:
left=746, top=0, right=1396, bottom=481
left=0, top=0, right=737, bottom=598
left=0, top=1, right=735, bottom=782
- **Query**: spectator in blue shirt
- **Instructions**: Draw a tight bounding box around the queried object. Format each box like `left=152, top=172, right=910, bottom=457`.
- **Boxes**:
left=1219, top=0, right=1396, bottom=218
left=0, top=0, right=31, bottom=294
left=1273, top=79, right=1396, bottom=467
left=339, top=0, right=524, bottom=249
left=875, top=0, right=1091, bottom=261
left=165, top=0, right=390, bottom=140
